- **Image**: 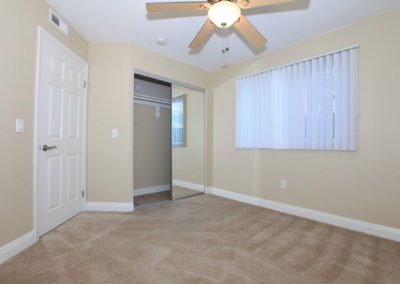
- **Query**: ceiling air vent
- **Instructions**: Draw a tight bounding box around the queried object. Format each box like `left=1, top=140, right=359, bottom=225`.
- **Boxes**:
left=49, top=9, right=69, bottom=36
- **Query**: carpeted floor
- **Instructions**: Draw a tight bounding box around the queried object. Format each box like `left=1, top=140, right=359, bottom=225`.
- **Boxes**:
left=1, top=194, right=399, bottom=283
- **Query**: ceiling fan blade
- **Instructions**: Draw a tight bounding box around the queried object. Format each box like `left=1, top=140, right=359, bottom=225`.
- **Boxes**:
left=189, top=19, right=214, bottom=49
left=234, top=15, right=267, bottom=49
left=146, top=2, right=210, bottom=12
left=240, top=0, right=295, bottom=9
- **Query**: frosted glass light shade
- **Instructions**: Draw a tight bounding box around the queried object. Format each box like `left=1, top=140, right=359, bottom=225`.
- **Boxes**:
left=208, top=1, right=241, bottom=28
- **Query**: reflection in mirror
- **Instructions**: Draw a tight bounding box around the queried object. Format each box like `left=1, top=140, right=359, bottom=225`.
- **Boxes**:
left=172, top=84, right=205, bottom=200
left=172, top=95, right=186, bottom=147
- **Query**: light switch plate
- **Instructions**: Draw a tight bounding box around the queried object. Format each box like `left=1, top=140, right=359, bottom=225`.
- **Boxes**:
left=112, top=129, right=118, bottom=138
left=16, top=119, right=24, bottom=133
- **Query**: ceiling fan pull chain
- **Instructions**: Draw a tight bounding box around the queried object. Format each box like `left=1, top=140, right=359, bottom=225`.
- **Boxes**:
left=226, top=28, right=230, bottom=52
left=222, top=27, right=230, bottom=54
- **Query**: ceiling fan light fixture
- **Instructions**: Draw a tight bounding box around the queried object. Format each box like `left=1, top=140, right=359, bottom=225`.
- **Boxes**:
left=208, top=1, right=241, bottom=28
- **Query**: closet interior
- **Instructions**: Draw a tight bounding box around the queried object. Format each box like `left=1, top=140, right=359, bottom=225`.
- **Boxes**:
left=133, top=74, right=205, bottom=208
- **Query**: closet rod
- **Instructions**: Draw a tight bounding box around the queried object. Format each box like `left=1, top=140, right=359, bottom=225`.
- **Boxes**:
left=134, top=94, right=171, bottom=106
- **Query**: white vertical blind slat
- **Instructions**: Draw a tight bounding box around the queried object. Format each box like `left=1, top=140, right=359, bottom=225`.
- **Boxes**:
left=298, top=61, right=306, bottom=149
left=318, top=56, right=326, bottom=149
left=349, top=48, right=358, bottom=150
left=326, top=54, right=334, bottom=150
left=333, top=51, right=343, bottom=150
left=305, top=60, right=312, bottom=149
left=341, top=50, right=350, bottom=150
left=291, top=64, right=297, bottom=148
left=311, top=58, right=320, bottom=149
left=291, top=64, right=298, bottom=148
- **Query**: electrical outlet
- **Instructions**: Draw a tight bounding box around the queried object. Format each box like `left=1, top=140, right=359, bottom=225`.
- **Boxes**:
left=281, top=180, right=287, bottom=189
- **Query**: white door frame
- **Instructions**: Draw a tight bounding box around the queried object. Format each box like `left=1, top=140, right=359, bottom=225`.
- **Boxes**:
left=33, top=27, right=88, bottom=238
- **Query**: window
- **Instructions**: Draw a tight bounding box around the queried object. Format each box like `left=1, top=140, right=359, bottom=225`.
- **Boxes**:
left=236, top=47, right=358, bottom=151
left=172, top=95, right=186, bottom=147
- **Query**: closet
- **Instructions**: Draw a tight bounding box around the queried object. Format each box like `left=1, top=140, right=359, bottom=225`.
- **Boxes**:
left=133, top=74, right=205, bottom=208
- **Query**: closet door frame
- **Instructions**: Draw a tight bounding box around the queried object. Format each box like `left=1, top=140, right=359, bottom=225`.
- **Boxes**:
left=133, top=69, right=207, bottom=201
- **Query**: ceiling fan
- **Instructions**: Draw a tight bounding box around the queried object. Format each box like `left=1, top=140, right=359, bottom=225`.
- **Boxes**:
left=146, top=0, right=295, bottom=49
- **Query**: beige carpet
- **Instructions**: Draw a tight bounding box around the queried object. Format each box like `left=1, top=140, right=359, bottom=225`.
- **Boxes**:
left=1, top=194, right=399, bottom=283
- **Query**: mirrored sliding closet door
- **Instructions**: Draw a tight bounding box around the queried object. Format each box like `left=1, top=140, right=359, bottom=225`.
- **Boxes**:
left=171, top=84, right=205, bottom=200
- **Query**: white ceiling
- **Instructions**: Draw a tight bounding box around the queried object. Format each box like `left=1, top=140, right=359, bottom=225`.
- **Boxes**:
left=47, top=0, right=400, bottom=71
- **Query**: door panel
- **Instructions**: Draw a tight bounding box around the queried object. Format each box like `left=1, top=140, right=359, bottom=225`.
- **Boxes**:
left=47, top=86, right=63, bottom=138
left=65, top=92, right=81, bottom=139
left=66, top=154, right=79, bottom=202
left=37, top=31, right=87, bottom=236
left=46, top=156, right=62, bottom=211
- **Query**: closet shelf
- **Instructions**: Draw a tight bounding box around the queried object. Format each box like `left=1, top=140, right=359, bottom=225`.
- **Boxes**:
left=134, top=94, right=171, bottom=118
left=134, top=94, right=171, bottom=106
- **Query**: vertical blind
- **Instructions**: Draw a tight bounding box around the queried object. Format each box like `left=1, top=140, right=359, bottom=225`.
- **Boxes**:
left=236, top=47, right=358, bottom=151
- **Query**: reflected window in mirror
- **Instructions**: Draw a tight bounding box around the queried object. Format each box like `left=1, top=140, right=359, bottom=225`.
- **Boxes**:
left=172, top=95, right=186, bottom=147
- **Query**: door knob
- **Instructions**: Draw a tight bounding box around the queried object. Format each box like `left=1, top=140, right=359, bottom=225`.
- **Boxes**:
left=41, top=145, right=57, bottom=152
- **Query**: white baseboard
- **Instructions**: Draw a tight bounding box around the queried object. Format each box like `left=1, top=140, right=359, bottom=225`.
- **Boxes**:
left=205, top=187, right=213, bottom=194
left=173, top=180, right=204, bottom=192
left=86, top=202, right=134, bottom=212
left=207, top=187, right=400, bottom=242
left=0, top=230, right=38, bottom=264
left=133, top=184, right=170, bottom=197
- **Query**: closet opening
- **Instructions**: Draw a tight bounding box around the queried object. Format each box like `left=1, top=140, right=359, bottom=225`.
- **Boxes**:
left=133, top=73, right=205, bottom=209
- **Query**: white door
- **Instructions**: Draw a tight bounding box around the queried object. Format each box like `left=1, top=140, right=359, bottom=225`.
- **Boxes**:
left=36, top=29, right=87, bottom=236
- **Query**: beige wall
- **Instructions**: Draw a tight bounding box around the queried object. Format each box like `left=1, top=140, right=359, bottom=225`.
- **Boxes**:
left=172, top=85, right=205, bottom=185
left=133, top=104, right=171, bottom=189
left=87, top=44, right=133, bottom=202
left=87, top=43, right=208, bottom=203
left=209, top=9, right=400, bottom=229
left=0, top=0, right=88, bottom=246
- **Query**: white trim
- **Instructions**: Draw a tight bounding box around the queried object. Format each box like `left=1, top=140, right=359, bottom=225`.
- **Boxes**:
left=33, top=26, right=41, bottom=240
left=134, top=184, right=171, bottom=197
left=207, top=187, right=400, bottom=242
left=173, top=180, right=204, bottom=192
left=134, top=69, right=206, bottom=93
left=34, top=27, right=89, bottom=238
left=0, top=231, right=38, bottom=264
left=238, top=44, right=360, bottom=80
left=203, top=90, right=208, bottom=190
left=86, top=202, right=134, bottom=212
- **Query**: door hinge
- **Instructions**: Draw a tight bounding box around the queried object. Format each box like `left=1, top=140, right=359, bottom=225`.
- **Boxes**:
left=84, top=81, right=87, bottom=89
left=82, top=190, right=85, bottom=198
